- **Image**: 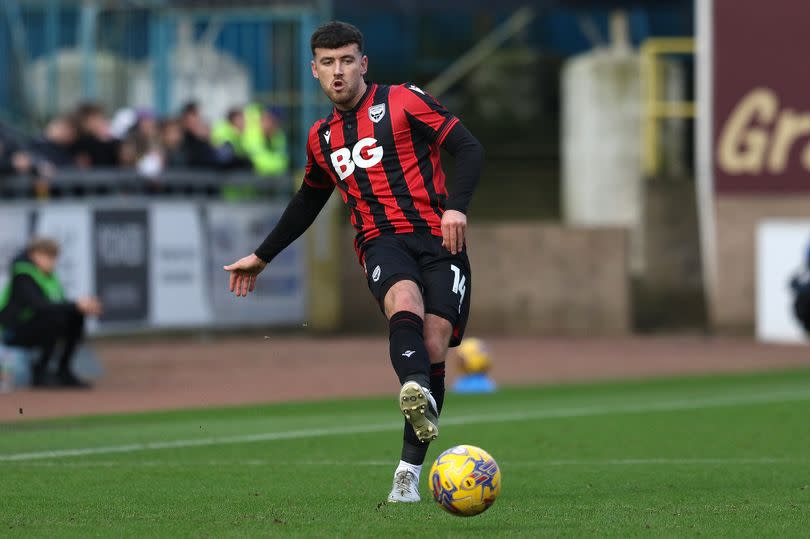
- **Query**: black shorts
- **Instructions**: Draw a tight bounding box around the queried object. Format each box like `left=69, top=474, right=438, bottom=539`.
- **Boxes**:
left=360, top=231, right=471, bottom=347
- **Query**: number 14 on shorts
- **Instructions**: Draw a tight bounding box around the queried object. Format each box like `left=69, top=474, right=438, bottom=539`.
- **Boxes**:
left=450, top=264, right=466, bottom=313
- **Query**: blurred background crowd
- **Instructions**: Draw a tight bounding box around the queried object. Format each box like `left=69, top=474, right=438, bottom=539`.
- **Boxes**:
left=0, top=99, right=288, bottom=183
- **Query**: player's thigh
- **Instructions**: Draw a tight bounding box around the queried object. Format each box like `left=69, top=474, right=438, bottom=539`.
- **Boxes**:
left=361, top=235, right=424, bottom=318
left=420, top=238, right=472, bottom=348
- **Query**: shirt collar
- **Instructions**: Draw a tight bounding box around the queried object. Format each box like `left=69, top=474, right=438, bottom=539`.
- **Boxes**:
left=335, top=82, right=375, bottom=117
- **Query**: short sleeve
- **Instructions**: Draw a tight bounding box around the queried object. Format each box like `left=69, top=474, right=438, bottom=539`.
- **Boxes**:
left=303, top=134, right=333, bottom=189
left=399, top=83, right=460, bottom=145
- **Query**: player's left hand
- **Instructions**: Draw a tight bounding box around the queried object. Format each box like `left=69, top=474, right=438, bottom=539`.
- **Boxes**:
left=441, top=210, right=467, bottom=255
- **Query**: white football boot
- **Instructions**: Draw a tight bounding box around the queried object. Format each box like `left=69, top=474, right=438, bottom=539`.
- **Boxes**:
left=398, top=381, right=439, bottom=442
left=387, top=468, right=421, bottom=503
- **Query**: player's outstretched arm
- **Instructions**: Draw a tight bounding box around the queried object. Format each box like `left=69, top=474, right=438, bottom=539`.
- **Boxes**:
left=223, top=254, right=267, bottom=297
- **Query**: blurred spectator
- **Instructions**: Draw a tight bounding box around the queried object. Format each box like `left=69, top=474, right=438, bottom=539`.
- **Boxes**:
left=112, top=108, right=138, bottom=168
left=1, top=124, right=55, bottom=199
left=159, top=118, right=187, bottom=168
left=212, top=107, right=248, bottom=159
left=29, top=116, right=79, bottom=167
left=73, top=102, right=121, bottom=167
left=0, top=141, right=33, bottom=177
left=109, top=107, right=137, bottom=140
left=0, top=237, right=102, bottom=388
left=179, top=101, right=219, bottom=168
left=0, top=124, right=36, bottom=176
left=126, top=109, right=164, bottom=177
left=242, top=104, right=289, bottom=176
left=180, top=101, right=251, bottom=170
left=790, top=240, right=810, bottom=334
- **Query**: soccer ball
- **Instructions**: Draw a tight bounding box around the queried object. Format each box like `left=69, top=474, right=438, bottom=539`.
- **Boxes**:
left=455, top=338, right=492, bottom=374
left=429, top=444, right=501, bottom=516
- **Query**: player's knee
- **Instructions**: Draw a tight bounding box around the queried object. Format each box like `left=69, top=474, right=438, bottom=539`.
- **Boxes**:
left=395, top=298, right=422, bottom=316
left=384, top=280, right=424, bottom=318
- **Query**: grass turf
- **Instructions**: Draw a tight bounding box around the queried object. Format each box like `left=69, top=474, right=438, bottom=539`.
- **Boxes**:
left=1, top=369, right=810, bottom=537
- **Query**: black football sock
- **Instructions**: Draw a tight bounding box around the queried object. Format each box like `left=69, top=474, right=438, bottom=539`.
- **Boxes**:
left=400, top=361, right=447, bottom=465
left=430, top=361, right=446, bottom=414
left=389, top=311, right=431, bottom=389
left=401, top=422, right=429, bottom=465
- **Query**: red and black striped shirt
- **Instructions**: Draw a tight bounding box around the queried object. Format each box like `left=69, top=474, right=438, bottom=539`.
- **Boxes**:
left=304, top=82, right=459, bottom=250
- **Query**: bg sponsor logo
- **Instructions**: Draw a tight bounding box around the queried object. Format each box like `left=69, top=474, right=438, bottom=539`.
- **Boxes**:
left=330, top=137, right=383, bottom=181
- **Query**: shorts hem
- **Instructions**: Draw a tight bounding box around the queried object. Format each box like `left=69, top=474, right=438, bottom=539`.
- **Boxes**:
left=375, top=274, right=424, bottom=311
left=424, top=307, right=459, bottom=327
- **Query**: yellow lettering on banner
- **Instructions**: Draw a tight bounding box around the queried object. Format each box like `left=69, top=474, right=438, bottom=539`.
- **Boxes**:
left=717, top=87, right=777, bottom=174
left=768, top=110, right=810, bottom=173
left=803, top=143, right=810, bottom=171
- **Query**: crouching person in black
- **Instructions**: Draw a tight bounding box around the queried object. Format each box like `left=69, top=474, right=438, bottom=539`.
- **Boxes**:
left=0, top=238, right=102, bottom=388
left=791, top=264, right=810, bottom=335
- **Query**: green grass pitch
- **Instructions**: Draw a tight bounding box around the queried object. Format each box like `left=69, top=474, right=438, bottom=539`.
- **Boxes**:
left=2, top=369, right=810, bottom=537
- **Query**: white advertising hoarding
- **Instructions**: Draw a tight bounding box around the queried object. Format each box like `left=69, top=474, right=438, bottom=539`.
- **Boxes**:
left=0, top=200, right=307, bottom=333
left=149, top=204, right=211, bottom=327
left=756, top=220, right=810, bottom=344
left=206, top=202, right=307, bottom=326
left=0, top=207, right=31, bottom=290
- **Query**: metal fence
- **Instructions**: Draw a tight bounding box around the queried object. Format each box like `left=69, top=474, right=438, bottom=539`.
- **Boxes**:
left=0, top=168, right=292, bottom=199
left=0, top=1, right=328, bottom=169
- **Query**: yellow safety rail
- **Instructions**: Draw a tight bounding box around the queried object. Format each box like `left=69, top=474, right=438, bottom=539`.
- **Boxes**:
left=640, top=37, right=695, bottom=177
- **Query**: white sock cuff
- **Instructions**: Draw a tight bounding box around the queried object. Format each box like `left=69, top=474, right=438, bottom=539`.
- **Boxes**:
left=397, top=460, right=423, bottom=478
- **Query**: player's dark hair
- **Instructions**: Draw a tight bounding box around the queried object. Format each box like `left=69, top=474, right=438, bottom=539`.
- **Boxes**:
left=310, top=21, right=363, bottom=55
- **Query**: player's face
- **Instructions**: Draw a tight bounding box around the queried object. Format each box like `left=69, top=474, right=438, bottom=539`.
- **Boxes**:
left=311, top=44, right=368, bottom=110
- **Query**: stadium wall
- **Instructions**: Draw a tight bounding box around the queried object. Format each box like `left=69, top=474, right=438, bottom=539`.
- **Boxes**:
left=698, top=0, right=810, bottom=334
left=714, top=196, right=810, bottom=332
left=339, top=223, right=631, bottom=336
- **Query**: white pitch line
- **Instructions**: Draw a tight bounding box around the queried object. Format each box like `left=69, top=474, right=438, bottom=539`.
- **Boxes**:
left=514, top=457, right=808, bottom=466
left=7, top=457, right=807, bottom=469
left=2, top=387, right=810, bottom=462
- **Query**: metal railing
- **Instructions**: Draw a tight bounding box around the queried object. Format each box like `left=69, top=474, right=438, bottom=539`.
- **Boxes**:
left=0, top=168, right=292, bottom=199
left=640, top=37, right=695, bottom=178
left=426, top=6, right=536, bottom=98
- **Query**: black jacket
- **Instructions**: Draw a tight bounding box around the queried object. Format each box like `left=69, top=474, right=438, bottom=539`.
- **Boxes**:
left=0, top=251, right=77, bottom=331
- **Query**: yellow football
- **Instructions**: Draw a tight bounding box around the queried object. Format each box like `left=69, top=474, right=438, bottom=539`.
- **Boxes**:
left=429, top=444, right=501, bottom=516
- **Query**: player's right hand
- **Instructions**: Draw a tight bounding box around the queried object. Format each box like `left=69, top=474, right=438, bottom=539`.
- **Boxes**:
left=223, top=253, right=268, bottom=297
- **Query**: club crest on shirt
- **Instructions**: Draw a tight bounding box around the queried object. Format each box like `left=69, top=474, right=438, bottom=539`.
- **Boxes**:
left=368, top=103, right=386, bottom=123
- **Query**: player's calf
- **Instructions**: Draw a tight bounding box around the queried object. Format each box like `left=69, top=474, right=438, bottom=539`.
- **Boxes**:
left=388, top=311, right=431, bottom=389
